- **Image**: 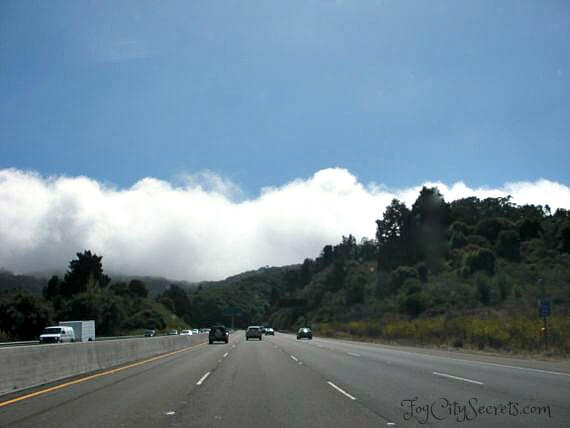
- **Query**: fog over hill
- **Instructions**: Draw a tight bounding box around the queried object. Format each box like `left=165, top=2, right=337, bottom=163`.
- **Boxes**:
left=1, top=167, right=569, bottom=281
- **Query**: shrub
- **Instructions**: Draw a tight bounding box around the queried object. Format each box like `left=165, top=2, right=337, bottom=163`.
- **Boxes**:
left=390, top=266, right=418, bottom=291
left=476, top=217, right=514, bottom=243
left=462, top=247, right=496, bottom=275
left=449, top=221, right=471, bottom=236
left=400, top=292, right=430, bottom=317
left=450, top=231, right=468, bottom=249
left=496, top=230, right=521, bottom=260
left=416, top=262, right=428, bottom=282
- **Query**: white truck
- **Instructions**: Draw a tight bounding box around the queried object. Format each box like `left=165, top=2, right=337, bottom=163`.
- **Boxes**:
left=59, top=320, right=96, bottom=342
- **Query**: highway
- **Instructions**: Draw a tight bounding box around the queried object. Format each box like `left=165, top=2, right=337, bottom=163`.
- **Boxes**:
left=0, top=332, right=568, bottom=427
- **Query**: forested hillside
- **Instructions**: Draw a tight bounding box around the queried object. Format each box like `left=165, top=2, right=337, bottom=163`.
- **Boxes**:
left=1, top=187, right=569, bottom=354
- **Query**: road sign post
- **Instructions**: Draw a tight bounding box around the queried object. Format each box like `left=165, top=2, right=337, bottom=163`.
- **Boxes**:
left=538, top=300, right=551, bottom=351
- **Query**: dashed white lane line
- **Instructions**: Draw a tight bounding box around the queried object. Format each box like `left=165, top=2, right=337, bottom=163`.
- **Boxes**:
left=433, top=371, right=484, bottom=385
left=196, top=371, right=211, bottom=385
left=347, top=352, right=361, bottom=357
left=223, top=352, right=229, bottom=358
left=327, top=381, right=357, bottom=400
left=290, top=355, right=299, bottom=362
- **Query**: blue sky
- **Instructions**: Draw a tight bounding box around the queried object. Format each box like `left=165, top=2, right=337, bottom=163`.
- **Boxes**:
left=1, top=1, right=570, bottom=278
left=1, top=0, right=569, bottom=195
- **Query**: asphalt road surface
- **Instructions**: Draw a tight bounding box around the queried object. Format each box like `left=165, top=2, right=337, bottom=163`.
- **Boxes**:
left=1, top=332, right=568, bottom=427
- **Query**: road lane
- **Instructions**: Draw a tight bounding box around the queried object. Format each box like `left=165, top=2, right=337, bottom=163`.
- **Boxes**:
left=170, top=333, right=382, bottom=427
left=0, top=340, right=225, bottom=427
left=0, top=331, right=568, bottom=427
left=268, top=333, right=570, bottom=427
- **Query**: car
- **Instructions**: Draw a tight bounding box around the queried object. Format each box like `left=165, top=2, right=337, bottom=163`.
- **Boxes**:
left=167, top=330, right=179, bottom=335
left=297, top=327, right=312, bottom=340
left=180, top=329, right=192, bottom=335
left=192, top=328, right=199, bottom=335
left=246, top=326, right=263, bottom=340
left=39, top=326, right=75, bottom=344
left=209, top=325, right=229, bottom=344
left=264, top=327, right=275, bottom=336
left=143, top=329, right=156, bottom=337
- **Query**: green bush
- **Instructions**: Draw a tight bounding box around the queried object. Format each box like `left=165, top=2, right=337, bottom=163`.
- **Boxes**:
left=496, top=230, right=521, bottom=260
left=450, top=231, right=468, bottom=249
left=462, top=247, right=496, bottom=275
left=390, top=266, right=419, bottom=291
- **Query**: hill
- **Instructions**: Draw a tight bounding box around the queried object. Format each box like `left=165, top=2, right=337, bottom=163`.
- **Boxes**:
left=184, top=189, right=570, bottom=355
left=1, top=188, right=569, bottom=355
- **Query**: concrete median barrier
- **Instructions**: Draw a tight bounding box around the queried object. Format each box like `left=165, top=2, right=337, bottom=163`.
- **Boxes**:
left=0, top=335, right=207, bottom=396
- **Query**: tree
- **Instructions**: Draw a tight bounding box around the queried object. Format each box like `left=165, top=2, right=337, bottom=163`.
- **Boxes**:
left=376, top=199, right=415, bottom=269
left=558, top=221, right=570, bottom=253
left=411, top=187, right=449, bottom=226
left=43, top=275, right=61, bottom=300
left=475, top=218, right=514, bottom=243
left=128, top=280, right=149, bottom=298
left=0, top=292, right=54, bottom=340
left=389, top=266, right=419, bottom=291
left=159, top=285, right=192, bottom=324
left=60, top=251, right=111, bottom=297
left=346, top=272, right=366, bottom=305
left=496, top=230, right=521, bottom=260
left=300, top=259, right=314, bottom=287
left=449, top=197, right=481, bottom=225
left=449, top=231, right=468, bottom=249
left=462, top=247, right=496, bottom=275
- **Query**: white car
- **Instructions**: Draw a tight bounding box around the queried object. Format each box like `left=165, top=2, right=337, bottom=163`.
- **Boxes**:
left=192, top=329, right=199, bottom=335
left=180, top=329, right=193, bottom=336
left=39, top=326, right=75, bottom=344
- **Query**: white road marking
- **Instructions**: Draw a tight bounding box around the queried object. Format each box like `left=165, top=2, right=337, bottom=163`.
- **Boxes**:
left=311, top=336, right=570, bottom=377
left=223, top=352, right=229, bottom=358
left=196, top=371, right=211, bottom=385
left=290, top=355, right=299, bottom=362
left=433, top=372, right=484, bottom=385
left=454, top=360, right=570, bottom=377
left=327, top=381, right=357, bottom=400
left=347, top=352, right=361, bottom=357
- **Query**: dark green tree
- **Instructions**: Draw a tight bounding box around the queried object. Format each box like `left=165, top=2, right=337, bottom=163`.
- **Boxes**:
left=60, top=251, right=111, bottom=297
left=128, top=280, right=149, bottom=298
left=0, top=292, right=54, bottom=340
left=43, top=275, right=61, bottom=300
left=496, top=230, right=521, bottom=260
left=159, top=285, right=192, bottom=323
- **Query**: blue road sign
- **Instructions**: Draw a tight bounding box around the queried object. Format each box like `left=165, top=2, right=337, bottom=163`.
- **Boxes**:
left=539, top=301, right=551, bottom=318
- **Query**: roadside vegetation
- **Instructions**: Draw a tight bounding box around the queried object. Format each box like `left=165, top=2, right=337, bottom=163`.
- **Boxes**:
left=1, top=187, right=569, bottom=355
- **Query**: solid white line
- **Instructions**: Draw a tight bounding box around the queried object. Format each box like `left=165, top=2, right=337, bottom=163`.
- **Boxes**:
left=223, top=352, right=228, bottom=358
left=307, top=336, right=570, bottom=378
left=456, top=360, right=570, bottom=377
left=196, top=371, right=211, bottom=385
left=327, top=381, right=357, bottom=400
left=290, top=355, right=299, bottom=362
left=347, top=352, right=361, bottom=357
left=433, top=371, right=484, bottom=385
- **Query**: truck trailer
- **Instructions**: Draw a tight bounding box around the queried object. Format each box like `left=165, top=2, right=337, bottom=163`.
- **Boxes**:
left=59, top=320, right=96, bottom=342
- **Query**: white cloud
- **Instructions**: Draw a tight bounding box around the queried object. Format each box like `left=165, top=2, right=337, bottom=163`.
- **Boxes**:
left=0, top=168, right=569, bottom=281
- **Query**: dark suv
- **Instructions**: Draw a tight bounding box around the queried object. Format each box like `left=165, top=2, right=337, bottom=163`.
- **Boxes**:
left=209, top=325, right=229, bottom=344
left=297, top=327, right=312, bottom=340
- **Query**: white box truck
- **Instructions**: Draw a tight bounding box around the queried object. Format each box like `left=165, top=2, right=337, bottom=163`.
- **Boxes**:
left=59, top=320, right=96, bottom=342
